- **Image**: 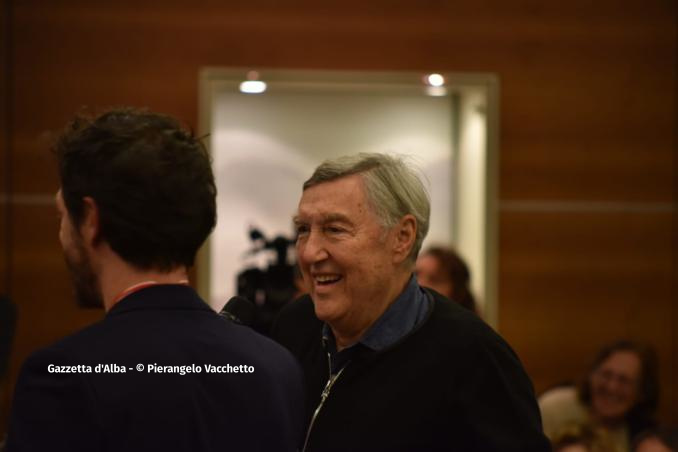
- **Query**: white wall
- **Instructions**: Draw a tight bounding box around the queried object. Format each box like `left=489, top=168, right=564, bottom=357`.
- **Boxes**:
left=456, top=90, right=488, bottom=312
left=209, top=87, right=454, bottom=309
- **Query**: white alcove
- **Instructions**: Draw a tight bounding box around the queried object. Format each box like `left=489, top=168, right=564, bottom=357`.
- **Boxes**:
left=198, top=69, right=499, bottom=327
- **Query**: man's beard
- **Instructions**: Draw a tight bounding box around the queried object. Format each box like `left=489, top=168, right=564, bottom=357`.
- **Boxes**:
left=64, top=237, right=103, bottom=309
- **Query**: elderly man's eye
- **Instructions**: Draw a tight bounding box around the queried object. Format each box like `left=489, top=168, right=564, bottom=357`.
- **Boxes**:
left=325, top=226, right=345, bottom=234
left=295, top=224, right=310, bottom=236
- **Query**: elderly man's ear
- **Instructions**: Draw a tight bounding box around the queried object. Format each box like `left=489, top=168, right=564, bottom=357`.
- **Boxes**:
left=391, top=214, right=417, bottom=265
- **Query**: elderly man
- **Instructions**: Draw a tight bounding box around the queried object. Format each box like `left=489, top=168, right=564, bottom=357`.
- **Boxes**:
left=7, top=108, right=304, bottom=452
left=273, top=153, right=550, bottom=452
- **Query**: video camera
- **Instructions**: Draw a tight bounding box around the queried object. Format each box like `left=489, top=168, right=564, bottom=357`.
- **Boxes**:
left=235, top=227, right=297, bottom=335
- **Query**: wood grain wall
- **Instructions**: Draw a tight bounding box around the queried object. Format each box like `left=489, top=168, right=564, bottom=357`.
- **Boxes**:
left=1, top=0, right=9, bottom=293
left=1, top=0, right=676, bottom=434
left=1, top=0, right=8, bottom=435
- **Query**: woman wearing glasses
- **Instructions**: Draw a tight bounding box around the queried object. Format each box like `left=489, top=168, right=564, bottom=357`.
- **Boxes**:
left=539, top=341, right=660, bottom=452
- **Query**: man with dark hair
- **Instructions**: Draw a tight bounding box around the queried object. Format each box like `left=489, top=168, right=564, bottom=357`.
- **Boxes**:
left=7, top=108, right=304, bottom=452
left=273, top=153, right=550, bottom=451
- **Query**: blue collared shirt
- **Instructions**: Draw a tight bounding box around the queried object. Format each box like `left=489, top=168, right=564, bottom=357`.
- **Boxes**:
left=322, top=274, right=430, bottom=374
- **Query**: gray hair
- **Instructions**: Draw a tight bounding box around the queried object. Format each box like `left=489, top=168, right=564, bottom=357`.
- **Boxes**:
left=303, top=153, right=430, bottom=264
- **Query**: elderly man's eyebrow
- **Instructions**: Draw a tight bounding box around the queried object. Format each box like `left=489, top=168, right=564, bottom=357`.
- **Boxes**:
left=293, top=213, right=352, bottom=223
left=323, top=213, right=352, bottom=224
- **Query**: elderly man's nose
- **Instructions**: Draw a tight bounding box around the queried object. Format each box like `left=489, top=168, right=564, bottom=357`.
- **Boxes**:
left=299, top=231, right=328, bottom=263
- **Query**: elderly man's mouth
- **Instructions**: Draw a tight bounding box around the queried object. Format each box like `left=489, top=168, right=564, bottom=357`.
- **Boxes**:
left=315, top=275, right=342, bottom=286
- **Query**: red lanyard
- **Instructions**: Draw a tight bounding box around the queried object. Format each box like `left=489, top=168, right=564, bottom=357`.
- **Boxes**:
left=112, top=280, right=189, bottom=304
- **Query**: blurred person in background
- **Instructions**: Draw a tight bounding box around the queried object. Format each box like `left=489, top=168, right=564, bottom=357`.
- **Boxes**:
left=551, top=422, right=619, bottom=452
left=540, top=340, right=659, bottom=452
left=416, top=246, right=477, bottom=313
left=632, top=426, right=678, bottom=452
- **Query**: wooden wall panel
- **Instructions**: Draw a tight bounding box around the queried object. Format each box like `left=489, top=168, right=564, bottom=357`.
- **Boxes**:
left=1, top=0, right=9, bottom=294
left=2, top=0, right=676, bottom=434
left=1, top=0, right=11, bottom=435
left=498, top=13, right=675, bottom=202
left=500, top=210, right=675, bottom=421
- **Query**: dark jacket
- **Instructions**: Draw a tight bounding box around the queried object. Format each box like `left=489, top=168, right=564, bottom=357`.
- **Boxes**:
left=272, top=290, right=551, bottom=452
left=7, top=284, right=305, bottom=452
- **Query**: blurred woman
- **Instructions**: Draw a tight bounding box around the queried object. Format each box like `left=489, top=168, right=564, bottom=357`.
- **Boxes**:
left=540, top=340, right=659, bottom=452
left=415, top=246, right=477, bottom=313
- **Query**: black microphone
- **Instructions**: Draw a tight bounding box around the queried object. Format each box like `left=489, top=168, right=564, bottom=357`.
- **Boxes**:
left=219, top=296, right=256, bottom=327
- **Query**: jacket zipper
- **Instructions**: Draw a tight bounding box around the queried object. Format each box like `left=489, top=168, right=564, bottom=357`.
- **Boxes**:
left=301, top=352, right=347, bottom=452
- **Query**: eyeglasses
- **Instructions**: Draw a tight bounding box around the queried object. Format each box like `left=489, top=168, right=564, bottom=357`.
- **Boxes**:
left=592, top=368, right=639, bottom=391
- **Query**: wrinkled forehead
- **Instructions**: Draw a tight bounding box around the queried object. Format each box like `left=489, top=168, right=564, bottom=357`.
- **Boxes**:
left=296, top=175, right=371, bottom=217
left=296, top=180, right=393, bottom=238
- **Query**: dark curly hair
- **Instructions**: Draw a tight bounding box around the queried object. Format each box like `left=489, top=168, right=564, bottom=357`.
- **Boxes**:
left=54, top=107, right=217, bottom=271
left=578, top=340, right=659, bottom=438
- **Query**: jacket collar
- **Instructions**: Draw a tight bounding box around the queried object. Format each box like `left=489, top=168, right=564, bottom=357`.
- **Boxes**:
left=106, top=284, right=213, bottom=317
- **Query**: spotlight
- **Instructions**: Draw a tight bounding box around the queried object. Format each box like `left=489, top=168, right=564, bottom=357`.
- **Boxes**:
left=240, top=71, right=267, bottom=94
left=426, top=73, right=445, bottom=87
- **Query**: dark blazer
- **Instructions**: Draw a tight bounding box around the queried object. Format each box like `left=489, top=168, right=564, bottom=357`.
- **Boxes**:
left=7, top=284, right=304, bottom=452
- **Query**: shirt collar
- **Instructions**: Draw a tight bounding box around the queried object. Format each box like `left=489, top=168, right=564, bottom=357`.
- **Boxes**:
left=322, top=274, right=430, bottom=353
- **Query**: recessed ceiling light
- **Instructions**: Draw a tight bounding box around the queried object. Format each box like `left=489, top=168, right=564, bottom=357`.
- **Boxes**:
left=426, top=73, right=445, bottom=87
left=239, top=80, right=267, bottom=94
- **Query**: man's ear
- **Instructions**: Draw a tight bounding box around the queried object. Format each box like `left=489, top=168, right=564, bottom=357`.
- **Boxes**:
left=79, top=196, right=101, bottom=246
left=392, top=214, right=417, bottom=265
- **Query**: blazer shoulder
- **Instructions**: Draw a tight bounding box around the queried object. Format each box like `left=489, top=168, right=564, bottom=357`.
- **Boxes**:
left=31, top=320, right=110, bottom=361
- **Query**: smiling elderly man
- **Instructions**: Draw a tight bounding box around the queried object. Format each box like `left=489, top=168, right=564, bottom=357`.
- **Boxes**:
left=272, top=153, right=550, bottom=452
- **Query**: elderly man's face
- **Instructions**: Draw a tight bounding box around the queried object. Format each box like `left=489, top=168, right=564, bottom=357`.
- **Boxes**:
left=295, top=174, right=397, bottom=328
